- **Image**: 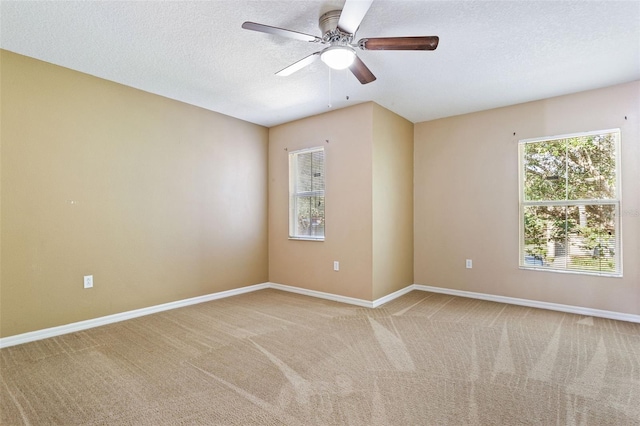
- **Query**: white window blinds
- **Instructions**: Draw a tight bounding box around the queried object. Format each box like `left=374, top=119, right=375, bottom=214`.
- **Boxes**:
left=289, top=147, right=325, bottom=240
left=519, top=130, right=621, bottom=276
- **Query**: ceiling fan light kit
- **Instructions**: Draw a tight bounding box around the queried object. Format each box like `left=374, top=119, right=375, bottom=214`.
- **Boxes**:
left=320, top=46, right=356, bottom=70
left=242, top=0, right=439, bottom=84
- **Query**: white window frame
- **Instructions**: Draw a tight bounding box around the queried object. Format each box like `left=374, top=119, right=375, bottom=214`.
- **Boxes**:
left=518, top=129, right=622, bottom=277
left=289, top=146, right=325, bottom=241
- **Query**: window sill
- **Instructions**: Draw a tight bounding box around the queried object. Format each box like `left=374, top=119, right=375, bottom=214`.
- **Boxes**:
left=519, top=266, right=622, bottom=278
left=288, top=237, right=325, bottom=242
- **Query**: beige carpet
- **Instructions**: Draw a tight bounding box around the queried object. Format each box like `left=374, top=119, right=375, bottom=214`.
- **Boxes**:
left=1, top=289, right=639, bottom=425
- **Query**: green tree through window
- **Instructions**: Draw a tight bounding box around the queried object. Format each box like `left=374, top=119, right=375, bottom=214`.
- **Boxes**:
left=519, top=130, right=620, bottom=275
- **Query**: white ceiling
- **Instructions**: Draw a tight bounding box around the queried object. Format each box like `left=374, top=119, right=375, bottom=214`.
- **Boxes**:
left=1, top=1, right=639, bottom=128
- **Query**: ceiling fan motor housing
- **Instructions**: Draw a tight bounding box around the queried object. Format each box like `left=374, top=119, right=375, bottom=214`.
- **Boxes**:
left=320, top=10, right=353, bottom=45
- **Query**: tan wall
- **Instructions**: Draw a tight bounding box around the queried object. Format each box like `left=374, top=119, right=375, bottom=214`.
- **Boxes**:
left=372, top=104, right=414, bottom=299
left=414, top=81, right=640, bottom=315
left=0, top=50, right=269, bottom=337
left=268, top=103, right=374, bottom=300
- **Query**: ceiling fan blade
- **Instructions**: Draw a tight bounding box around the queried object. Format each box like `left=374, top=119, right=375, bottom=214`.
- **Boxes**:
left=349, top=56, right=376, bottom=84
left=276, top=52, right=321, bottom=76
left=359, top=36, right=439, bottom=51
left=242, top=22, right=322, bottom=43
left=337, top=0, right=374, bottom=34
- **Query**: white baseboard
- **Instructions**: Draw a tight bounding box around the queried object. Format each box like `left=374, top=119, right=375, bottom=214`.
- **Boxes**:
left=412, top=284, right=640, bottom=324
left=267, top=282, right=374, bottom=308
left=372, top=285, right=416, bottom=308
left=0, top=281, right=412, bottom=348
left=2, top=281, right=637, bottom=348
left=267, top=282, right=416, bottom=309
left=0, top=283, right=269, bottom=349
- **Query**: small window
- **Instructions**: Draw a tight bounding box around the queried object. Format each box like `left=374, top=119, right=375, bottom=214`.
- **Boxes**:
left=519, top=129, right=621, bottom=276
left=289, top=147, right=325, bottom=240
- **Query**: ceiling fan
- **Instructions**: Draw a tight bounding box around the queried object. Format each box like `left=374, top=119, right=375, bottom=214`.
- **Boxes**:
left=241, top=0, right=439, bottom=84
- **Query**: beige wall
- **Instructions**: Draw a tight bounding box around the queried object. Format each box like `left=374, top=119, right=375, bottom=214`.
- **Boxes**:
left=268, top=103, right=375, bottom=300
left=0, top=50, right=269, bottom=337
left=3, top=49, right=636, bottom=341
left=268, top=102, right=415, bottom=302
left=414, top=81, right=640, bottom=315
left=372, top=104, right=413, bottom=299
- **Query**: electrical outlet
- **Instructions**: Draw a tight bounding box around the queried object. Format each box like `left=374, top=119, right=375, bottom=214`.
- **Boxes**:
left=84, top=275, right=93, bottom=289
left=465, top=259, right=473, bottom=269
left=333, top=261, right=339, bottom=271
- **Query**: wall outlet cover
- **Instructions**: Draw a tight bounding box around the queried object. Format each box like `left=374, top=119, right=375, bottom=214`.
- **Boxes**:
left=84, top=275, right=93, bottom=288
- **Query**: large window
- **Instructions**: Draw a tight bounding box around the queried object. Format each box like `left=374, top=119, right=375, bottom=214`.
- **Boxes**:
left=519, top=129, right=621, bottom=276
left=289, top=147, right=325, bottom=240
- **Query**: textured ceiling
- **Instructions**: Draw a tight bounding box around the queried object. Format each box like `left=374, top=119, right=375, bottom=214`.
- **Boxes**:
left=1, top=1, right=639, bottom=127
